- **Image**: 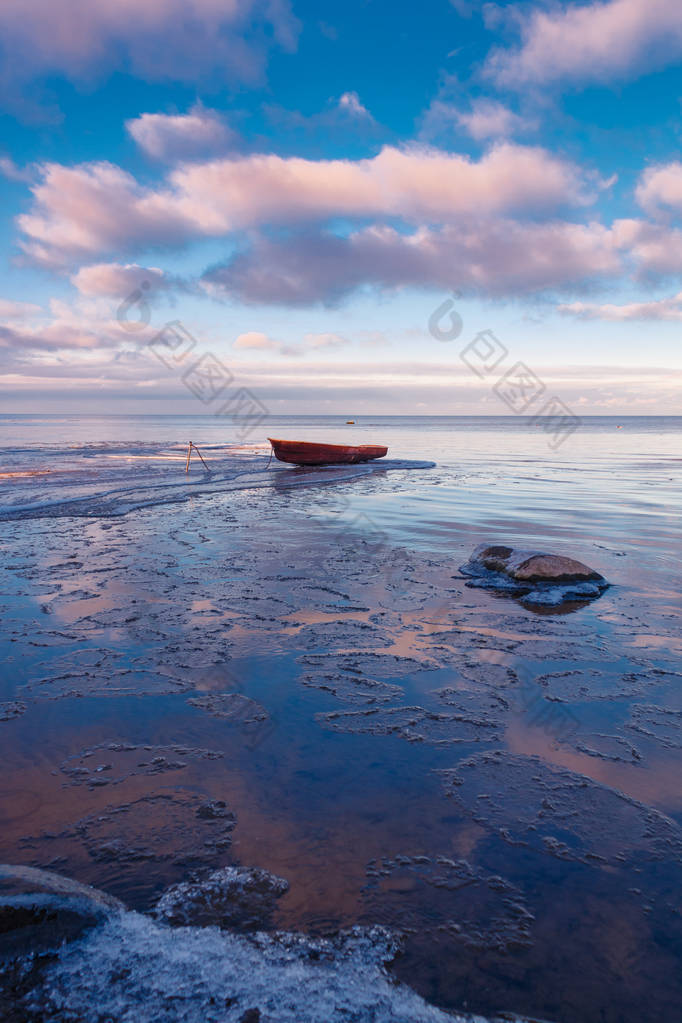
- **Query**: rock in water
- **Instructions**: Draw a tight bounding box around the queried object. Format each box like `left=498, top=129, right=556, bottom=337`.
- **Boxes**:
left=460, top=544, right=609, bottom=609
left=154, top=866, right=289, bottom=930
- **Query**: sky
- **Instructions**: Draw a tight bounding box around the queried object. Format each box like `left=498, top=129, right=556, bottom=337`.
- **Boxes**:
left=1, top=0, right=682, bottom=415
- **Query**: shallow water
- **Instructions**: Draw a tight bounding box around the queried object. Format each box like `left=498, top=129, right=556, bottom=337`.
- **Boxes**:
left=0, top=414, right=681, bottom=1022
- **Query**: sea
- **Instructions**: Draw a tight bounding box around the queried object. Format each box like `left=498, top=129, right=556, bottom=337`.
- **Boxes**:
left=0, top=414, right=680, bottom=1023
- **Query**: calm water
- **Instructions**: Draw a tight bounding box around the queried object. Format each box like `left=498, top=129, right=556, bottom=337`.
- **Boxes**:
left=0, top=415, right=680, bottom=1022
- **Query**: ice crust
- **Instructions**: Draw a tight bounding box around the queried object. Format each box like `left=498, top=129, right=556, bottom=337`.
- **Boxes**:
left=440, top=751, right=682, bottom=866
left=17, top=909, right=534, bottom=1023
left=0, top=447, right=435, bottom=522
left=1, top=866, right=542, bottom=1023
left=363, top=855, right=534, bottom=952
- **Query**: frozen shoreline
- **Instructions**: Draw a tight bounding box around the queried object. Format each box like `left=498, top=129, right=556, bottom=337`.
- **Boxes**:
left=0, top=444, right=435, bottom=521
left=1, top=864, right=546, bottom=1023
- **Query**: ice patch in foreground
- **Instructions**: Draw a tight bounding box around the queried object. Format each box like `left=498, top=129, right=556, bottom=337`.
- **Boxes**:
left=17, top=910, right=536, bottom=1023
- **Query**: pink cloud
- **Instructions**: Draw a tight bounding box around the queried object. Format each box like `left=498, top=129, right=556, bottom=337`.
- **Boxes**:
left=635, top=162, right=682, bottom=216
left=17, top=143, right=674, bottom=306
left=560, top=292, right=682, bottom=321
left=0, top=0, right=299, bottom=104
left=234, top=332, right=280, bottom=351
left=203, top=219, right=622, bottom=305
left=486, top=0, right=682, bottom=88
left=17, top=162, right=194, bottom=267
left=126, top=106, right=239, bottom=162
left=613, top=218, right=682, bottom=274
left=448, top=1, right=476, bottom=16
left=0, top=293, right=154, bottom=358
left=0, top=298, right=43, bottom=319
left=232, top=331, right=349, bottom=355
left=169, top=143, right=591, bottom=228
left=0, top=155, right=34, bottom=182
left=304, top=332, right=348, bottom=349
left=5, top=363, right=680, bottom=413
left=423, top=99, right=535, bottom=141
left=18, top=144, right=592, bottom=267
left=0, top=318, right=123, bottom=354
left=264, top=92, right=379, bottom=139
left=71, top=263, right=173, bottom=297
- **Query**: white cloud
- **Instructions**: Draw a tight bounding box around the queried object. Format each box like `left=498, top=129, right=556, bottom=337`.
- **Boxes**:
left=337, top=92, right=372, bottom=119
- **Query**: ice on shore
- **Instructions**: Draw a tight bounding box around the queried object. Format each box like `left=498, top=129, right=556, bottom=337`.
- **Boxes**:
left=0, top=444, right=435, bottom=522
left=154, top=866, right=289, bottom=930
left=0, top=865, right=546, bottom=1023
left=6, top=898, right=542, bottom=1023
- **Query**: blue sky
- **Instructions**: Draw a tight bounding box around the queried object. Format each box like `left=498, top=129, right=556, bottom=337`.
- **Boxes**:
left=1, top=0, right=682, bottom=414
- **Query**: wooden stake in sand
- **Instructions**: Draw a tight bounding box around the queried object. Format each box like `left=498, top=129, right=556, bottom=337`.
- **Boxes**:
left=185, top=441, right=210, bottom=473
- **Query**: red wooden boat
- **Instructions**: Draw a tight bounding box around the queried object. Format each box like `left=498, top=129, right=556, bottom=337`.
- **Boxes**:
left=268, top=438, right=388, bottom=466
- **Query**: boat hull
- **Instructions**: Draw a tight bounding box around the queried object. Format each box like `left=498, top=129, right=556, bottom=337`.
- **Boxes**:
left=268, top=438, right=388, bottom=466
